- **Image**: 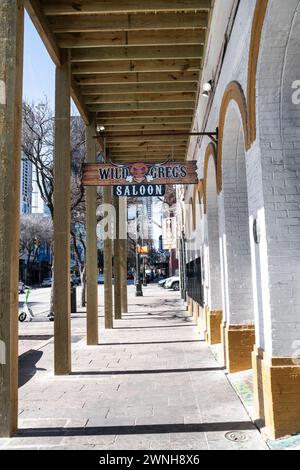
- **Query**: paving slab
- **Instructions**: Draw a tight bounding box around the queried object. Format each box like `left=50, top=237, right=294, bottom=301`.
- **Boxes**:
left=10, top=285, right=269, bottom=450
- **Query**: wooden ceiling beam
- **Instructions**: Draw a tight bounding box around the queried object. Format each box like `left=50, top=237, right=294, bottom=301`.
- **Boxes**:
left=48, top=12, right=208, bottom=33
left=70, top=77, right=90, bottom=125
left=109, top=151, right=186, bottom=157
left=42, top=0, right=211, bottom=15
left=56, top=29, right=206, bottom=49
left=72, top=59, right=201, bottom=74
left=97, top=117, right=192, bottom=125
left=71, top=45, right=203, bottom=62
left=109, top=145, right=186, bottom=151
left=108, top=141, right=187, bottom=147
left=75, top=71, right=199, bottom=85
left=111, top=158, right=185, bottom=163
left=105, top=136, right=188, bottom=144
left=110, top=157, right=186, bottom=162
left=85, top=93, right=195, bottom=105
left=87, top=101, right=195, bottom=111
left=111, top=157, right=185, bottom=163
left=110, top=155, right=185, bottom=160
left=80, top=83, right=197, bottom=95
left=102, top=121, right=191, bottom=133
left=104, top=126, right=190, bottom=133
left=95, top=109, right=194, bottom=119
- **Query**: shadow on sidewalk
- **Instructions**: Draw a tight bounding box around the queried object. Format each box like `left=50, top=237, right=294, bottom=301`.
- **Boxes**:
left=17, top=421, right=256, bottom=437
left=97, top=340, right=203, bottom=346
left=114, top=323, right=196, bottom=330
left=19, top=335, right=53, bottom=341
left=70, top=366, right=225, bottom=376
left=19, top=350, right=44, bottom=388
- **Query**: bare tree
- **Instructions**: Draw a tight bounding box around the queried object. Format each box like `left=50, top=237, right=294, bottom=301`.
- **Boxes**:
left=22, top=99, right=90, bottom=312
left=19, top=215, right=53, bottom=285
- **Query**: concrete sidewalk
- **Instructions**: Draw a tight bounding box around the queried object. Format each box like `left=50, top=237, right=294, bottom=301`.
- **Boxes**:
left=2, top=285, right=268, bottom=450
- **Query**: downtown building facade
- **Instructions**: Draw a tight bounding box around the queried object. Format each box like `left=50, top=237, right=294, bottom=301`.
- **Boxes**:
left=19, top=156, right=52, bottom=283
left=178, top=0, right=300, bottom=439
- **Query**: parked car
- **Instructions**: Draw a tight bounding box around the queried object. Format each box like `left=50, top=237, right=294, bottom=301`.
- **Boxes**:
left=164, top=276, right=180, bottom=291
left=19, top=281, right=26, bottom=294
left=41, top=277, right=52, bottom=287
left=158, top=278, right=167, bottom=288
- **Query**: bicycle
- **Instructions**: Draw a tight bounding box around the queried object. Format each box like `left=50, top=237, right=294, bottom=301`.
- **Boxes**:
left=19, top=287, right=34, bottom=322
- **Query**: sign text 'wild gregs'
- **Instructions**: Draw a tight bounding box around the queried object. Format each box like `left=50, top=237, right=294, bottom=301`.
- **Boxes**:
left=82, top=161, right=198, bottom=186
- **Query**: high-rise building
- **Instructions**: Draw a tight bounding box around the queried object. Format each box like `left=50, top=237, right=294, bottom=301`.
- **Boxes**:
left=31, top=166, right=50, bottom=217
left=20, top=154, right=32, bottom=215
left=144, top=197, right=153, bottom=241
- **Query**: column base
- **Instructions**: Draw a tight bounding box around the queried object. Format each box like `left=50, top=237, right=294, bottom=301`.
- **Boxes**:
left=221, top=320, right=227, bottom=365
left=202, top=305, right=209, bottom=342
left=252, top=346, right=265, bottom=422
left=224, top=324, right=255, bottom=373
left=192, top=300, right=199, bottom=322
left=197, top=305, right=206, bottom=337
left=187, top=296, right=193, bottom=314
left=253, top=349, right=300, bottom=439
left=205, top=310, right=222, bottom=345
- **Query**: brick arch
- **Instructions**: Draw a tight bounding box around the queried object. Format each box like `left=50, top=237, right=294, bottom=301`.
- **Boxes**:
left=203, top=142, right=217, bottom=214
left=198, top=179, right=204, bottom=202
left=192, top=181, right=203, bottom=218
left=192, top=185, right=198, bottom=224
left=189, top=196, right=196, bottom=232
left=247, top=0, right=269, bottom=145
left=217, top=81, right=249, bottom=193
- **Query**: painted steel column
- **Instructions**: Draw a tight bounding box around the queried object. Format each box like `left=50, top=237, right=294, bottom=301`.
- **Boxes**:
left=113, top=197, right=122, bottom=319
left=0, top=0, right=24, bottom=437
left=86, top=117, right=98, bottom=344
left=54, top=50, right=72, bottom=375
left=119, top=197, right=128, bottom=313
left=103, top=186, right=113, bottom=329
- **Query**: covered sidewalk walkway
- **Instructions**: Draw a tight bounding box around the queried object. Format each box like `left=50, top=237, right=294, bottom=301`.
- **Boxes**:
left=2, top=286, right=267, bottom=450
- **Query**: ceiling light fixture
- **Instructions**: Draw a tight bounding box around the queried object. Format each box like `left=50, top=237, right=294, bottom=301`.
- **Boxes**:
left=202, top=80, right=214, bottom=98
left=203, top=80, right=213, bottom=92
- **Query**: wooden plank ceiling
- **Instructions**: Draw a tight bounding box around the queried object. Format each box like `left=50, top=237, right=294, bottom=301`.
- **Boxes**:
left=28, top=1, right=213, bottom=162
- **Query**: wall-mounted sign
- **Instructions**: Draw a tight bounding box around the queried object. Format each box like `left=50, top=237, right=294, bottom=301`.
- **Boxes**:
left=162, top=217, right=177, bottom=250
left=137, top=245, right=149, bottom=254
left=82, top=161, right=198, bottom=186
left=113, top=184, right=166, bottom=197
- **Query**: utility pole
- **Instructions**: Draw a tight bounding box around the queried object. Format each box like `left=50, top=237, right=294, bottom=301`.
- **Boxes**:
left=135, top=204, right=143, bottom=297
left=141, top=204, right=147, bottom=287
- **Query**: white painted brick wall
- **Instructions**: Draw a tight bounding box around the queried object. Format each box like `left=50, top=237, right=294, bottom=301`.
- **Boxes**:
left=256, top=0, right=300, bottom=356
left=205, top=157, right=223, bottom=310
left=185, top=0, right=257, bottom=324
left=219, top=100, right=254, bottom=325
left=184, top=0, right=300, bottom=356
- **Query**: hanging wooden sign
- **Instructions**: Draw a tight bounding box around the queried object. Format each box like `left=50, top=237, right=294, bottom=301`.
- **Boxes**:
left=113, top=184, right=166, bottom=197
left=82, top=161, right=198, bottom=187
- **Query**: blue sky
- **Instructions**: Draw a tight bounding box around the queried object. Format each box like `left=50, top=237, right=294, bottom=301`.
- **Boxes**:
left=23, top=13, right=78, bottom=114
left=23, top=12, right=55, bottom=108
